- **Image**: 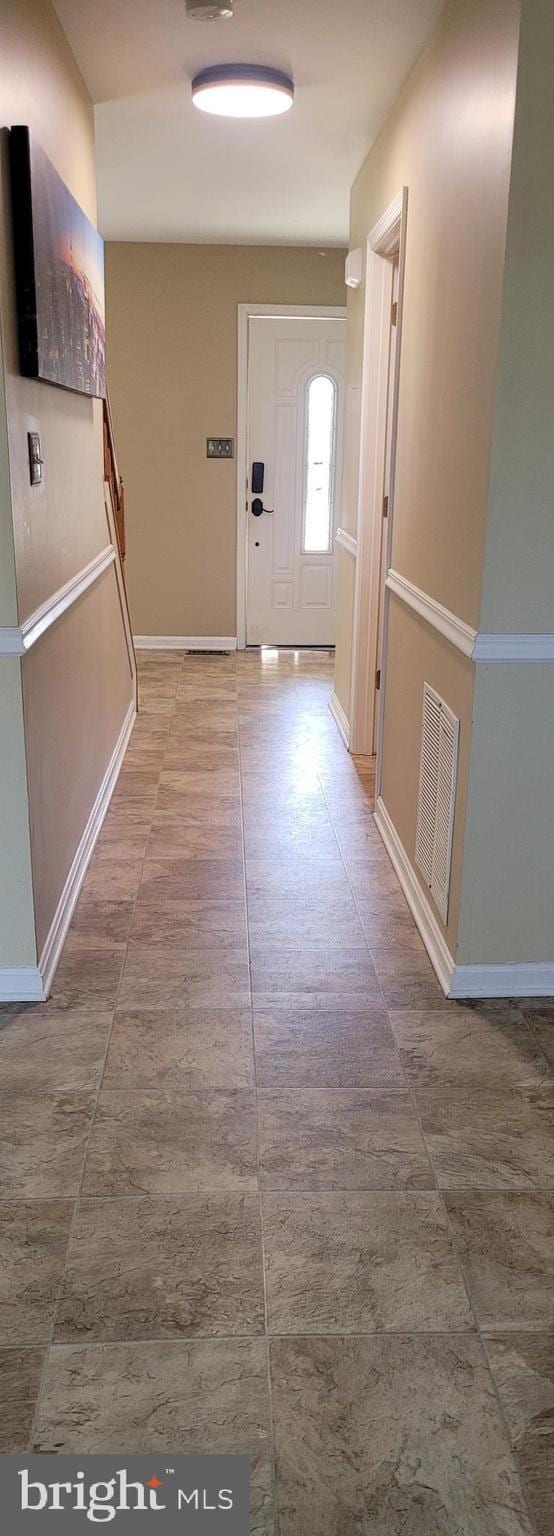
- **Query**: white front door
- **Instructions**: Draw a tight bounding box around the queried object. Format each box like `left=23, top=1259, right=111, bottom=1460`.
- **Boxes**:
left=246, top=315, right=345, bottom=646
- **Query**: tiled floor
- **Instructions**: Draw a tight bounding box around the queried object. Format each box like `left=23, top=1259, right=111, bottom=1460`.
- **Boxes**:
left=0, top=648, right=553, bottom=1534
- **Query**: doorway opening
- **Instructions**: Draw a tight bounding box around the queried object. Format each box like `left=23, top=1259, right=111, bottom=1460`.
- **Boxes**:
left=236, top=304, right=347, bottom=650
left=349, top=189, right=407, bottom=790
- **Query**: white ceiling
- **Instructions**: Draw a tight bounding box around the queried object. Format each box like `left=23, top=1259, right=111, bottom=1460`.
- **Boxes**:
left=53, top=0, right=445, bottom=245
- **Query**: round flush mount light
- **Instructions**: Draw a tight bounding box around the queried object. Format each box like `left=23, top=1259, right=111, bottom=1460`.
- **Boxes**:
left=185, top=2, right=235, bottom=18
left=191, top=64, right=294, bottom=118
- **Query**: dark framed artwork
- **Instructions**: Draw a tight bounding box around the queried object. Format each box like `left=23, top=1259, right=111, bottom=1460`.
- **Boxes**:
left=9, top=127, right=106, bottom=398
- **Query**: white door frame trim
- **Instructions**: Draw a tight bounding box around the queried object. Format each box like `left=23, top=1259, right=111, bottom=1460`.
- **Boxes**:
left=236, top=302, right=347, bottom=650
left=349, top=189, right=408, bottom=767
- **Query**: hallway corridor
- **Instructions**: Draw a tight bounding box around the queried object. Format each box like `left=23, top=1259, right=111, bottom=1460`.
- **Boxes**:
left=0, top=649, right=552, bottom=1534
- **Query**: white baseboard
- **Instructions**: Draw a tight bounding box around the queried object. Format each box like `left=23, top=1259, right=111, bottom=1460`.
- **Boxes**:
left=374, top=796, right=454, bottom=996
left=375, top=796, right=554, bottom=1000
left=0, top=968, right=45, bottom=1003
left=38, top=700, right=137, bottom=998
left=449, top=963, right=554, bottom=998
left=134, top=636, right=237, bottom=652
left=329, top=690, right=351, bottom=749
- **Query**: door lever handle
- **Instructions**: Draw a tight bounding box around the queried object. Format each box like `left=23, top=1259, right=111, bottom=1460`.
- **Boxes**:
left=251, top=498, right=273, bottom=517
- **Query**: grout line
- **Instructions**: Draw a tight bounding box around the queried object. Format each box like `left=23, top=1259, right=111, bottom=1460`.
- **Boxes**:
left=236, top=659, right=281, bottom=1536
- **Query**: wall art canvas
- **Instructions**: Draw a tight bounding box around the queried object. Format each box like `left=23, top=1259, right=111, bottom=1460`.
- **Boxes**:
left=9, top=127, right=106, bottom=398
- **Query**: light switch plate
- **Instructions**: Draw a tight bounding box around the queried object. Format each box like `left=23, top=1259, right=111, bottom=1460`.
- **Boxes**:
left=207, top=437, right=234, bottom=459
left=28, top=431, right=43, bottom=486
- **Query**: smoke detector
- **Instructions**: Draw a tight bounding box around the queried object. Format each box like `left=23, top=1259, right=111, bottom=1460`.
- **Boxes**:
left=185, top=1, right=235, bottom=18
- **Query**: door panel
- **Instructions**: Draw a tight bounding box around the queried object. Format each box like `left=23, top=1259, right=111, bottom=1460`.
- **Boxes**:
left=246, top=316, right=345, bottom=646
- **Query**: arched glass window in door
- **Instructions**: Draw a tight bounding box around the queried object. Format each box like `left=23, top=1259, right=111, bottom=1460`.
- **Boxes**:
left=302, top=374, right=337, bottom=553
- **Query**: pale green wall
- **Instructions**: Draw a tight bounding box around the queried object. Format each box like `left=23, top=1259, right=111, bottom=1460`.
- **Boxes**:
left=479, top=0, right=554, bottom=632
left=458, top=0, right=554, bottom=967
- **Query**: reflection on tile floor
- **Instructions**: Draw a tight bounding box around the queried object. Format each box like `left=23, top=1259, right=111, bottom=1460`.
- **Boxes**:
left=1, top=647, right=553, bottom=1534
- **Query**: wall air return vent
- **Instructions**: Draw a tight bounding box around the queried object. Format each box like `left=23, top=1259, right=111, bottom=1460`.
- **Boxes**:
left=415, top=684, right=459, bottom=923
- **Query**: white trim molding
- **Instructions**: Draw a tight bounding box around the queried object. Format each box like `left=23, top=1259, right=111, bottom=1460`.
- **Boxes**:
left=39, top=700, right=136, bottom=998
left=236, top=302, right=347, bottom=651
left=473, top=632, right=554, bottom=661
left=0, top=546, right=116, bottom=657
left=449, top=962, right=554, bottom=998
left=386, top=569, right=554, bottom=662
left=374, top=796, right=454, bottom=996
left=133, top=636, right=237, bottom=652
left=386, top=569, right=477, bottom=657
left=335, top=527, right=358, bottom=558
left=349, top=187, right=408, bottom=763
left=0, top=628, right=25, bottom=656
left=329, top=690, right=350, bottom=748
left=0, top=967, right=44, bottom=1003
left=375, top=796, right=554, bottom=999
left=21, top=546, right=116, bottom=651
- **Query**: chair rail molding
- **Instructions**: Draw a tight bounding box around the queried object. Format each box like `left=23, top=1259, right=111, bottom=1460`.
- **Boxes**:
left=386, top=569, right=476, bottom=657
left=473, top=632, right=554, bottom=661
left=335, top=527, right=358, bottom=557
left=0, top=545, right=116, bottom=656
left=386, top=568, right=554, bottom=661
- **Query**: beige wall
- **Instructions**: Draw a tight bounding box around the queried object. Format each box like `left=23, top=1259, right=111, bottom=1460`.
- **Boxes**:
left=334, top=0, right=520, bottom=954
left=382, top=597, right=475, bottom=954
left=333, top=545, right=356, bottom=717
left=105, top=243, right=346, bottom=638
left=346, top=0, right=520, bottom=629
left=0, top=0, right=135, bottom=968
left=0, top=311, right=35, bottom=967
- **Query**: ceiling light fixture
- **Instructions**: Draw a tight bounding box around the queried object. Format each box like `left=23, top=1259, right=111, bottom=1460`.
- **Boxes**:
left=191, top=64, right=294, bottom=118
left=185, top=2, right=235, bottom=19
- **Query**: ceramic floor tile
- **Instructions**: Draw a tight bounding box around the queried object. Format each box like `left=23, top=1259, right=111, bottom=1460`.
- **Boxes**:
left=146, top=817, right=243, bottom=860
left=103, top=1008, right=254, bottom=1089
left=263, top=1191, right=473, bottom=1333
left=0, top=1201, right=73, bottom=1344
left=156, top=781, right=242, bottom=820
left=34, top=1340, right=273, bottom=1533
left=258, top=1089, right=433, bottom=1190
left=129, top=898, right=247, bottom=949
left=270, top=1334, right=533, bottom=1536
left=83, top=1088, right=258, bottom=1195
left=94, top=812, right=152, bottom=861
left=247, top=899, right=366, bottom=950
left=445, top=1192, right=554, bottom=1330
left=0, top=1010, right=110, bottom=1092
left=370, top=943, right=449, bottom=1008
left=55, top=1194, right=265, bottom=1340
left=485, top=1333, right=554, bottom=1536
left=253, top=1006, right=404, bottom=1089
left=0, top=1349, right=46, bottom=1451
left=118, top=947, right=250, bottom=1009
left=391, top=1007, right=550, bottom=1091
left=250, top=948, right=382, bottom=1008
left=47, top=943, right=125, bottom=1011
left=80, top=859, right=144, bottom=902
left=0, top=1091, right=95, bottom=1197
left=69, top=896, right=136, bottom=946
left=139, top=858, right=245, bottom=904
left=418, top=1088, right=554, bottom=1188
left=358, top=904, right=425, bottom=949
left=519, top=1005, right=554, bottom=1070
